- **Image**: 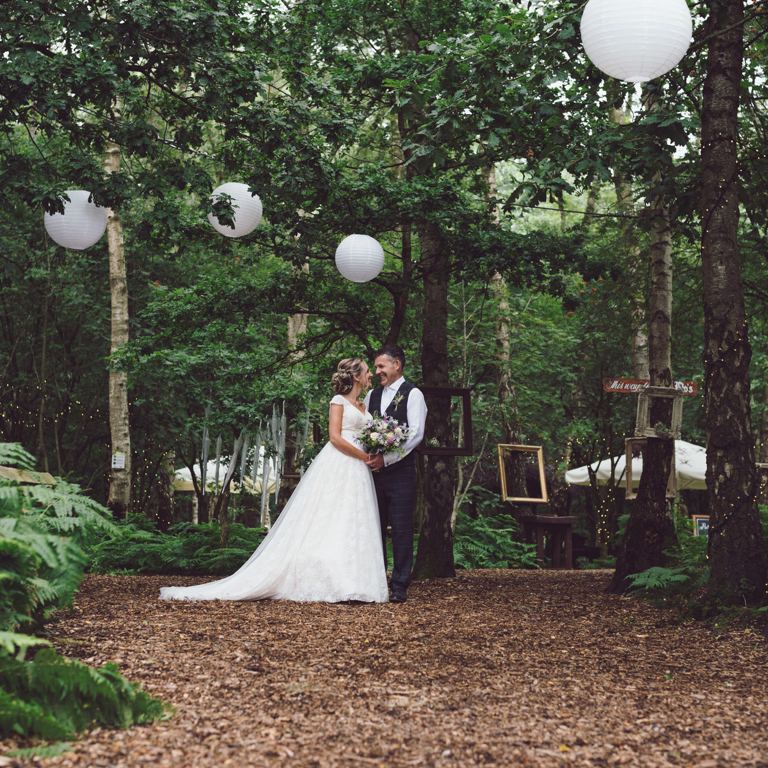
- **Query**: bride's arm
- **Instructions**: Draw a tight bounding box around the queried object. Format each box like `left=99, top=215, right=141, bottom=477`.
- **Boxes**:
left=328, top=404, right=369, bottom=461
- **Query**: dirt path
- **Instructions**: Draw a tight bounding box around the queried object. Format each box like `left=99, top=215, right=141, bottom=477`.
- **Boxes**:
left=4, top=570, right=768, bottom=767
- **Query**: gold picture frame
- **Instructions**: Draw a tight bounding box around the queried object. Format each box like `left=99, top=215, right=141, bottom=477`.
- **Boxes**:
left=634, top=386, right=684, bottom=439
left=497, top=444, right=548, bottom=504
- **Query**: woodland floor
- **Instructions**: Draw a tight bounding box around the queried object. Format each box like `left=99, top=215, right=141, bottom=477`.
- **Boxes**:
left=3, top=570, right=768, bottom=768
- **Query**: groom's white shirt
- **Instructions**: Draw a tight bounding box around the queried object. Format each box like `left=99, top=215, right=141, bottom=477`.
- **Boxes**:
left=365, top=376, right=428, bottom=467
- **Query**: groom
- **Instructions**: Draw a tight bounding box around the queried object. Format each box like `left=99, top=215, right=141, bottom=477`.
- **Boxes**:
left=364, top=345, right=427, bottom=603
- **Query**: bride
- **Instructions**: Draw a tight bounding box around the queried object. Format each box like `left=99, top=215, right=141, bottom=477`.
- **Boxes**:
left=160, top=358, right=388, bottom=603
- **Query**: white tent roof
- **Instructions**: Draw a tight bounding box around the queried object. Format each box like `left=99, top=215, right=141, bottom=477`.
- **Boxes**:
left=173, top=458, right=276, bottom=494
left=564, top=440, right=706, bottom=491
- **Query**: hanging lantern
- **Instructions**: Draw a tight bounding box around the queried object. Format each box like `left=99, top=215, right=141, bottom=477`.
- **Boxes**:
left=335, top=234, right=384, bottom=283
left=208, top=182, right=263, bottom=238
left=580, top=0, right=693, bottom=83
left=43, top=190, right=107, bottom=250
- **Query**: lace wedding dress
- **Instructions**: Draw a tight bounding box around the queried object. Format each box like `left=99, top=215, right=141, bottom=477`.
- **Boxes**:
left=160, top=395, right=388, bottom=603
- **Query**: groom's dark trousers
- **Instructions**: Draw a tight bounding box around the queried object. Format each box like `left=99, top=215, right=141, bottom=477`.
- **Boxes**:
left=374, top=460, right=417, bottom=594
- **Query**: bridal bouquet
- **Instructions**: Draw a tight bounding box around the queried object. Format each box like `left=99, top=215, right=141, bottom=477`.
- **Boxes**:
left=359, top=415, right=411, bottom=456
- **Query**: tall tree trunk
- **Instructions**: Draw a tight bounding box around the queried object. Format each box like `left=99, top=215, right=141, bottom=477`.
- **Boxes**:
left=384, top=223, right=412, bottom=346
left=105, top=140, right=132, bottom=519
left=759, top=381, right=768, bottom=503
left=287, top=262, right=309, bottom=353
left=609, top=85, right=649, bottom=379
left=384, top=109, right=414, bottom=347
left=157, top=450, right=175, bottom=532
left=582, top=181, right=599, bottom=223
left=701, top=0, right=766, bottom=603
left=35, top=267, right=50, bottom=472
left=611, top=200, right=676, bottom=592
left=413, top=221, right=455, bottom=579
left=760, top=381, right=768, bottom=464
left=487, top=165, right=526, bottom=495
left=287, top=313, right=308, bottom=351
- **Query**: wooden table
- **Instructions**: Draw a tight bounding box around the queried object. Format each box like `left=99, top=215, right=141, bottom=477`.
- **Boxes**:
left=519, top=514, right=576, bottom=569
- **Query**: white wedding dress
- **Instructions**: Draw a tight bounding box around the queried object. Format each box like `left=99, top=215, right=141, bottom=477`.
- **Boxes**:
left=159, top=395, right=388, bottom=603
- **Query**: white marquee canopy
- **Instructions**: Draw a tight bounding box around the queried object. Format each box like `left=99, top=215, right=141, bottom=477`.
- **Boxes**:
left=173, top=458, right=276, bottom=494
left=564, top=440, right=706, bottom=491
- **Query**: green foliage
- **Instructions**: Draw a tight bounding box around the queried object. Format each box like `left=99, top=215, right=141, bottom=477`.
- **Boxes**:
left=0, top=649, right=169, bottom=740
left=626, top=507, right=710, bottom=599
left=6, top=741, right=73, bottom=759
left=0, top=632, right=50, bottom=658
left=87, top=521, right=266, bottom=575
left=453, top=513, right=538, bottom=570
left=0, top=444, right=167, bottom=743
left=0, top=445, right=114, bottom=633
left=0, top=444, right=35, bottom=470
left=627, top=566, right=690, bottom=592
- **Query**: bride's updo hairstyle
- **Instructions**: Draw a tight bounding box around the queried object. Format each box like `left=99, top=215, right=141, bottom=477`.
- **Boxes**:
left=332, top=357, right=365, bottom=395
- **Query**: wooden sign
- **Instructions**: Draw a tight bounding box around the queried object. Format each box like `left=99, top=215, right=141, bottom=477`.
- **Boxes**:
left=0, top=466, right=56, bottom=486
left=603, top=377, right=698, bottom=397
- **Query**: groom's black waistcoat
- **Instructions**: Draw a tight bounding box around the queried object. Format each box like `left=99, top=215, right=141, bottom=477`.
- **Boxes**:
left=369, top=380, right=417, bottom=469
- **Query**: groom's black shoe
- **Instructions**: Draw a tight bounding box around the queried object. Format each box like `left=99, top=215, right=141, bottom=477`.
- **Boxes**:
left=391, top=590, right=407, bottom=604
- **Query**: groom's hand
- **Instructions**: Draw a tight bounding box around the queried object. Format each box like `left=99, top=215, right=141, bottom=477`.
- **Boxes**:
left=366, top=453, right=385, bottom=471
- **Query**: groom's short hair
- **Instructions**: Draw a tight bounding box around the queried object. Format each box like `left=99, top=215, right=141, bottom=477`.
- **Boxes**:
left=376, top=344, right=406, bottom=370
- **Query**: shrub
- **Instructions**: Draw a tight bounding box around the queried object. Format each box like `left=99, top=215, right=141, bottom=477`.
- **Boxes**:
left=0, top=446, right=114, bottom=634
left=626, top=502, right=710, bottom=587
left=453, top=513, right=538, bottom=570
left=0, top=443, right=168, bottom=743
left=0, top=640, right=166, bottom=740
left=86, top=520, right=267, bottom=575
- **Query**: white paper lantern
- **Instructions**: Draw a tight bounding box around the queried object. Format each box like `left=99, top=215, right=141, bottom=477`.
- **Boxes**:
left=208, top=182, right=263, bottom=238
left=335, top=234, right=385, bottom=283
left=43, top=190, right=107, bottom=250
left=580, top=0, right=693, bottom=83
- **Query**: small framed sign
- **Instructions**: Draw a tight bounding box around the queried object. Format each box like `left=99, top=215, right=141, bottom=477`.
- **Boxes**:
left=419, top=387, right=473, bottom=456
left=756, top=463, right=768, bottom=503
left=691, top=514, right=710, bottom=538
left=111, top=452, right=126, bottom=470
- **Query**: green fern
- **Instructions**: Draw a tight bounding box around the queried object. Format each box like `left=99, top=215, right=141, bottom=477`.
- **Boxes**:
left=86, top=521, right=266, bottom=575
left=453, top=513, right=539, bottom=570
left=0, top=444, right=36, bottom=471
left=0, top=443, right=168, bottom=742
left=0, top=648, right=170, bottom=739
left=0, top=632, right=50, bottom=658
left=0, top=688, right=68, bottom=739
left=627, top=566, right=690, bottom=592
left=6, top=741, right=72, bottom=759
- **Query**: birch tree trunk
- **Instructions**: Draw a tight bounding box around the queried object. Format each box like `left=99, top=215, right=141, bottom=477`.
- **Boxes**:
left=157, top=450, right=175, bottom=531
left=609, top=88, right=649, bottom=380
left=487, top=166, right=526, bottom=497
left=611, top=198, right=676, bottom=592
left=287, top=262, right=309, bottom=353
left=104, top=140, right=132, bottom=519
left=700, top=0, right=766, bottom=603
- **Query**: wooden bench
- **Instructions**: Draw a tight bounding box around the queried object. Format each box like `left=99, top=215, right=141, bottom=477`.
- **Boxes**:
left=519, top=514, right=576, bottom=569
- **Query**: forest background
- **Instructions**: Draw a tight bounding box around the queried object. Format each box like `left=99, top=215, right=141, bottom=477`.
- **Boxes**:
left=2, top=0, right=768, bottom=588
